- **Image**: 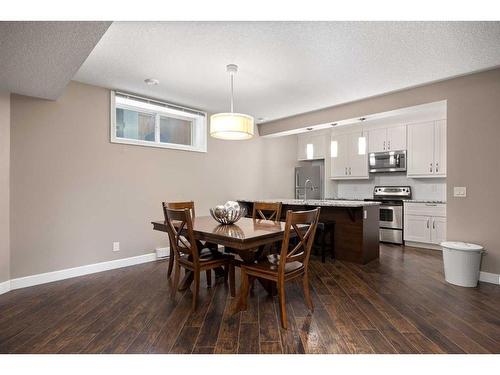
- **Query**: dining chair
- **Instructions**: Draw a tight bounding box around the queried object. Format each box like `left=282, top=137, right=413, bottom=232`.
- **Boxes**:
left=164, top=201, right=196, bottom=278
left=162, top=204, right=235, bottom=311
left=164, top=201, right=220, bottom=279
left=252, top=201, right=282, bottom=221
left=239, top=207, right=321, bottom=329
left=253, top=201, right=282, bottom=252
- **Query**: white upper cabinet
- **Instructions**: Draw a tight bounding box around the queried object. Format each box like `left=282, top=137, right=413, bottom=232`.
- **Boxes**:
left=330, top=133, right=349, bottom=178
left=330, top=131, right=368, bottom=179
left=387, top=125, right=407, bottom=151
left=368, top=125, right=406, bottom=153
left=434, top=120, right=447, bottom=176
left=407, top=121, right=435, bottom=175
left=407, top=120, right=446, bottom=177
left=297, top=132, right=325, bottom=161
left=368, top=128, right=387, bottom=153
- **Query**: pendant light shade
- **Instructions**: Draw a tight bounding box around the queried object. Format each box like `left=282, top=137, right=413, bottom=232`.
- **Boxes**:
left=210, top=113, right=254, bottom=140
left=210, top=64, right=254, bottom=140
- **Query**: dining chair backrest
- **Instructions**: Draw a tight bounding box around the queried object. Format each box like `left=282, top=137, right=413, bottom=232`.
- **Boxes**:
left=162, top=203, right=200, bottom=264
left=252, top=201, right=283, bottom=221
left=278, top=208, right=321, bottom=274
left=165, top=201, right=196, bottom=218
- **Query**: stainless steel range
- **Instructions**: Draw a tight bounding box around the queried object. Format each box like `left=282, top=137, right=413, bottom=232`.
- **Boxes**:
left=365, top=186, right=411, bottom=245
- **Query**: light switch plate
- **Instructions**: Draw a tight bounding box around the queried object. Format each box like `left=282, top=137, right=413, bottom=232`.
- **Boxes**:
left=113, top=242, right=120, bottom=252
left=453, top=187, right=467, bottom=197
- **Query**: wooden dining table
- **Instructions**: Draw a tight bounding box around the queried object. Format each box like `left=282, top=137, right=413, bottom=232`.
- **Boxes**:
left=151, top=216, right=296, bottom=295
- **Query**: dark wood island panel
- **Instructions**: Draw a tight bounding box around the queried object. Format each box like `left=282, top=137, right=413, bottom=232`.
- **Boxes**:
left=237, top=200, right=380, bottom=264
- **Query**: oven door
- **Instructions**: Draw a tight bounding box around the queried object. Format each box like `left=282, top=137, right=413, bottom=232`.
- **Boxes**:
left=379, top=205, right=403, bottom=229
left=380, top=228, right=403, bottom=244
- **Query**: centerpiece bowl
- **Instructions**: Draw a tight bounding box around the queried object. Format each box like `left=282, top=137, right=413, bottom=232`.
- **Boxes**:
left=209, top=201, right=246, bottom=224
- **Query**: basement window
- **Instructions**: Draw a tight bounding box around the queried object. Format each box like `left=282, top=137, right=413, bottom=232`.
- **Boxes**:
left=111, top=91, right=207, bottom=152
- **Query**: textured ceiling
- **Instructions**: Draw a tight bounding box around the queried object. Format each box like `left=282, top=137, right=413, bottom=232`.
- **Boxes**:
left=0, top=21, right=111, bottom=99
left=74, top=21, right=500, bottom=122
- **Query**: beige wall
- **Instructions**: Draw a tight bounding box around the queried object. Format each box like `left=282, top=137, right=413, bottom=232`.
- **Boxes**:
left=260, top=68, right=500, bottom=274
left=261, top=136, right=297, bottom=199
left=0, top=92, right=10, bottom=282
left=10, top=81, right=296, bottom=278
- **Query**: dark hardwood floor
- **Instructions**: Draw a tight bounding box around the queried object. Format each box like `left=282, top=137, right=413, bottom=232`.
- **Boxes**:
left=1, top=244, right=500, bottom=354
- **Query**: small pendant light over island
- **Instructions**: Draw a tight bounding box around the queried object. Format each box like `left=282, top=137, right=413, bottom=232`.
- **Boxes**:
left=210, top=64, right=255, bottom=140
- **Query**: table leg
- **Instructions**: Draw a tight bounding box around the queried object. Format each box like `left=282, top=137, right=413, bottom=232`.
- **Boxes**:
left=225, top=246, right=277, bottom=299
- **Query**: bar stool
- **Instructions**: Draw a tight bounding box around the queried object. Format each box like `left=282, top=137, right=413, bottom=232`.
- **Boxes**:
left=313, top=221, right=335, bottom=262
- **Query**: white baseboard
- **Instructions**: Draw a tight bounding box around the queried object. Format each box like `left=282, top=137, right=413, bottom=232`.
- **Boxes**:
left=1, top=253, right=157, bottom=294
left=404, top=241, right=442, bottom=251
left=0, top=280, right=11, bottom=295
left=479, top=271, right=500, bottom=285
left=155, top=247, right=170, bottom=259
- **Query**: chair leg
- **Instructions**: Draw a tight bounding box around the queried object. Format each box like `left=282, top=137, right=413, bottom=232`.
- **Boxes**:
left=303, top=273, right=314, bottom=312
left=229, top=263, right=235, bottom=297
left=206, top=269, right=212, bottom=288
left=192, top=271, right=200, bottom=311
left=167, top=250, right=174, bottom=277
left=277, top=279, right=288, bottom=329
left=239, top=269, right=249, bottom=310
left=171, top=261, right=181, bottom=299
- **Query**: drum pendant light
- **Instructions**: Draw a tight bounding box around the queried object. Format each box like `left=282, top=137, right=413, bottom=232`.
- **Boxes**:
left=210, top=64, right=254, bottom=140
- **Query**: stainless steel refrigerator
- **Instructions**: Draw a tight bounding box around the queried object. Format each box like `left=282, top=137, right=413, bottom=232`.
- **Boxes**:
left=294, top=163, right=324, bottom=200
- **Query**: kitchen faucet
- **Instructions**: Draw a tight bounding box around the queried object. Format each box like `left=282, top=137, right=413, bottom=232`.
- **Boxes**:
left=304, top=179, right=316, bottom=202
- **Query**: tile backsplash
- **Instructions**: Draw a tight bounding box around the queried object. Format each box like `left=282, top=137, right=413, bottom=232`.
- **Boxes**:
left=332, top=173, right=446, bottom=201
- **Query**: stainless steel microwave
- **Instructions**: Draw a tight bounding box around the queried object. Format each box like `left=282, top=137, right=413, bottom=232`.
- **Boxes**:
left=369, top=150, right=407, bottom=173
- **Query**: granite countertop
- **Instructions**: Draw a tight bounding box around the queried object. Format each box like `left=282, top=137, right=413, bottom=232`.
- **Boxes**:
left=337, top=197, right=447, bottom=204
left=238, top=199, right=381, bottom=208
left=403, top=199, right=447, bottom=204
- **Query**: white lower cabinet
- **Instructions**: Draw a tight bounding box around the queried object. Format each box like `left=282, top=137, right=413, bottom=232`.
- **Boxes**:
left=404, top=202, right=446, bottom=246
left=431, top=216, right=447, bottom=244
left=404, top=215, right=431, bottom=243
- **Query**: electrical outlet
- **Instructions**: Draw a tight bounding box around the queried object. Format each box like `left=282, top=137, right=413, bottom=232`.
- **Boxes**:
left=113, top=242, right=120, bottom=252
left=453, top=187, right=467, bottom=198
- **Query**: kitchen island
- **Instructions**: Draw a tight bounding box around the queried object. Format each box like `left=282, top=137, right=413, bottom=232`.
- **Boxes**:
left=238, top=199, right=380, bottom=264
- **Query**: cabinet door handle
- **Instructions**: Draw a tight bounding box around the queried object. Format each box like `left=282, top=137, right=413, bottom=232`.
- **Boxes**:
left=383, top=141, right=386, bottom=151
left=432, top=219, right=435, bottom=229
left=427, top=218, right=430, bottom=229
left=435, top=162, right=439, bottom=173
left=429, top=163, right=433, bottom=172
left=388, top=140, right=391, bottom=150
left=349, top=167, right=351, bottom=175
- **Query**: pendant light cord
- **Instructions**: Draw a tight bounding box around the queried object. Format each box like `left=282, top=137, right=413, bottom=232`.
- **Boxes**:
left=230, top=71, right=234, bottom=113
